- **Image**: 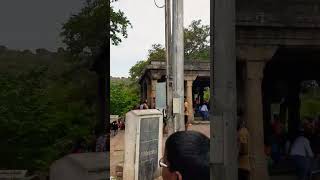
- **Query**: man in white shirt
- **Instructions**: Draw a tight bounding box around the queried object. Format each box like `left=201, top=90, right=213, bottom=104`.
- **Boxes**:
left=289, top=128, right=314, bottom=180
left=200, top=102, right=209, bottom=120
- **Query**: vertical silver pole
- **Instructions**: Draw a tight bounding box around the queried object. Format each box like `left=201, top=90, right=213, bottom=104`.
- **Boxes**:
left=172, top=0, right=184, bottom=131
left=210, top=0, right=237, bottom=179
left=165, top=0, right=174, bottom=135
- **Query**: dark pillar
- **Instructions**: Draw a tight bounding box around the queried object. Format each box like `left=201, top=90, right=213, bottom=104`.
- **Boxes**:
left=287, top=83, right=301, bottom=137
left=199, top=87, right=204, bottom=104
left=263, top=96, right=272, bottom=144
left=279, top=101, right=287, bottom=124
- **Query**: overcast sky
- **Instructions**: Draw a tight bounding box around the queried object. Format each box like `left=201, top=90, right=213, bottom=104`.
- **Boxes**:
left=0, top=0, right=84, bottom=51
left=111, top=0, right=210, bottom=77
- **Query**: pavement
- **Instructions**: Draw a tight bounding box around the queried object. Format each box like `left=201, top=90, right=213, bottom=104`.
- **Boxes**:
left=110, top=124, right=210, bottom=178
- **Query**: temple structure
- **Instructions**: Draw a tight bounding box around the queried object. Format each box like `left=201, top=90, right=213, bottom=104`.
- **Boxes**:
left=139, top=0, right=320, bottom=179
left=139, top=60, right=210, bottom=122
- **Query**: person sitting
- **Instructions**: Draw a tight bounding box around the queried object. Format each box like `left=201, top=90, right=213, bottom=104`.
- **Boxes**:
left=159, top=131, right=210, bottom=180
left=139, top=99, right=149, bottom=109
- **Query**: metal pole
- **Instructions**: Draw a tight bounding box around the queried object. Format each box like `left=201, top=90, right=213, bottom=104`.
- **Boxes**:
left=165, top=0, right=174, bottom=135
left=172, top=0, right=184, bottom=131
left=210, top=0, right=237, bottom=179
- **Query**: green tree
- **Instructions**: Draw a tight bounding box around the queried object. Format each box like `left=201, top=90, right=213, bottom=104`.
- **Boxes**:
left=110, top=81, right=139, bottom=116
left=0, top=48, right=98, bottom=171
left=148, top=44, right=166, bottom=61
left=110, top=0, right=132, bottom=46
left=184, top=20, right=210, bottom=60
left=61, top=0, right=131, bottom=56
left=61, top=0, right=132, bottom=134
left=129, top=60, right=148, bottom=81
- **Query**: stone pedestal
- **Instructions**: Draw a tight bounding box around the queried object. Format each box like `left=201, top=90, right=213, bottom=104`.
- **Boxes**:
left=123, top=110, right=163, bottom=180
left=245, top=62, right=269, bottom=180
left=50, top=152, right=109, bottom=180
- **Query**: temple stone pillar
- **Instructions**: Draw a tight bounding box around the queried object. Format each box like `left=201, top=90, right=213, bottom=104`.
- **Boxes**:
left=150, top=79, right=157, bottom=109
left=279, top=101, right=287, bottom=124
left=245, top=61, right=269, bottom=180
left=287, top=83, right=301, bottom=136
left=199, top=87, right=204, bottom=105
left=186, top=80, right=194, bottom=122
left=147, top=80, right=151, bottom=106
left=263, top=96, right=272, bottom=143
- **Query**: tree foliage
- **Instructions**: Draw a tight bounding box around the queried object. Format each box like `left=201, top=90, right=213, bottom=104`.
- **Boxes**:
left=0, top=0, right=132, bottom=173
left=0, top=48, right=98, bottom=171
left=148, top=44, right=166, bottom=61
left=129, top=60, right=149, bottom=81
left=110, top=80, right=139, bottom=116
left=61, top=0, right=131, bottom=57
left=110, top=0, right=132, bottom=46
left=184, top=20, right=210, bottom=60
left=61, top=0, right=107, bottom=57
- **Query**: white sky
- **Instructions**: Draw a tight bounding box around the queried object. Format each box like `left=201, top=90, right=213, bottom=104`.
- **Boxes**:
left=110, top=0, right=210, bottom=77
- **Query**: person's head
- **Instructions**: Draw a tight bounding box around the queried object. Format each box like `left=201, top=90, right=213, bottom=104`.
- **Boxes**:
left=184, top=96, right=187, bottom=102
left=160, top=131, right=210, bottom=180
left=144, top=99, right=148, bottom=104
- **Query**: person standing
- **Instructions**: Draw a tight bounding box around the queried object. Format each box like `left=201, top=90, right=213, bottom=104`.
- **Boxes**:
left=200, top=102, right=209, bottom=120
left=289, top=127, right=314, bottom=180
left=184, top=97, right=191, bottom=131
left=238, top=121, right=251, bottom=180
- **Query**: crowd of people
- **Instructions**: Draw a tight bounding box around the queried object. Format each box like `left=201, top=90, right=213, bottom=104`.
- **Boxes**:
left=238, top=113, right=320, bottom=180
left=264, top=114, right=320, bottom=179
left=70, top=131, right=108, bottom=153
left=194, top=97, right=210, bottom=120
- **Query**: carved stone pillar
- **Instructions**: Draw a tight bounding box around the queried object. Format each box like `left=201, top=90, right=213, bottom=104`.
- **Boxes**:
left=150, top=79, right=157, bottom=109
left=186, top=80, right=194, bottom=122
left=287, top=82, right=301, bottom=137
left=245, top=61, right=269, bottom=180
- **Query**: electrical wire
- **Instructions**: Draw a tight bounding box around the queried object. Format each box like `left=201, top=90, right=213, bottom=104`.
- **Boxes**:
left=154, top=0, right=165, bottom=8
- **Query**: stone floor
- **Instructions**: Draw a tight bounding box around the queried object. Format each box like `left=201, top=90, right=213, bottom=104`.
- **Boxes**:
left=110, top=124, right=210, bottom=178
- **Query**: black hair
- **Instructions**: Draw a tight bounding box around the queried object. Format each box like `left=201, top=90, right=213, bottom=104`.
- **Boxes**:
left=165, top=131, right=210, bottom=180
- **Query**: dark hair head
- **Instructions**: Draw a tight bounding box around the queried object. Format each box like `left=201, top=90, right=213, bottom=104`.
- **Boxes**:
left=165, top=131, right=210, bottom=180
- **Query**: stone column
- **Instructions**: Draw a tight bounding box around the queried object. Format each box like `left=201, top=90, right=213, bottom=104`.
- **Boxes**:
left=186, top=80, right=194, bottom=122
left=151, top=79, right=157, bottom=109
left=199, top=87, right=204, bottom=105
left=263, top=96, right=272, bottom=143
left=245, top=61, right=269, bottom=180
left=279, top=101, right=287, bottom=124
left=287, top=83, right=301, bottom=136
left=147, top=80, right=151, bottom=106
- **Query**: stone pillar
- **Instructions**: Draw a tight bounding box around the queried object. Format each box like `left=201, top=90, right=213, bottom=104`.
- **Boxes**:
left=245, top=61, right=269, bottom=180
left=263, top=96, right=272, bottom=144
left=287, top=83, right=301, bottom=136
left=148, top=79, right=152, bottom=105
left=151, top=79, right=157, bottom=109
left=186, top=80, right=194, bottom=122
left=279, top=101, right=287, bottom=124
left=199, top=87, right=204, bottom=105
left=140, top=82, right=144, bottom=102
